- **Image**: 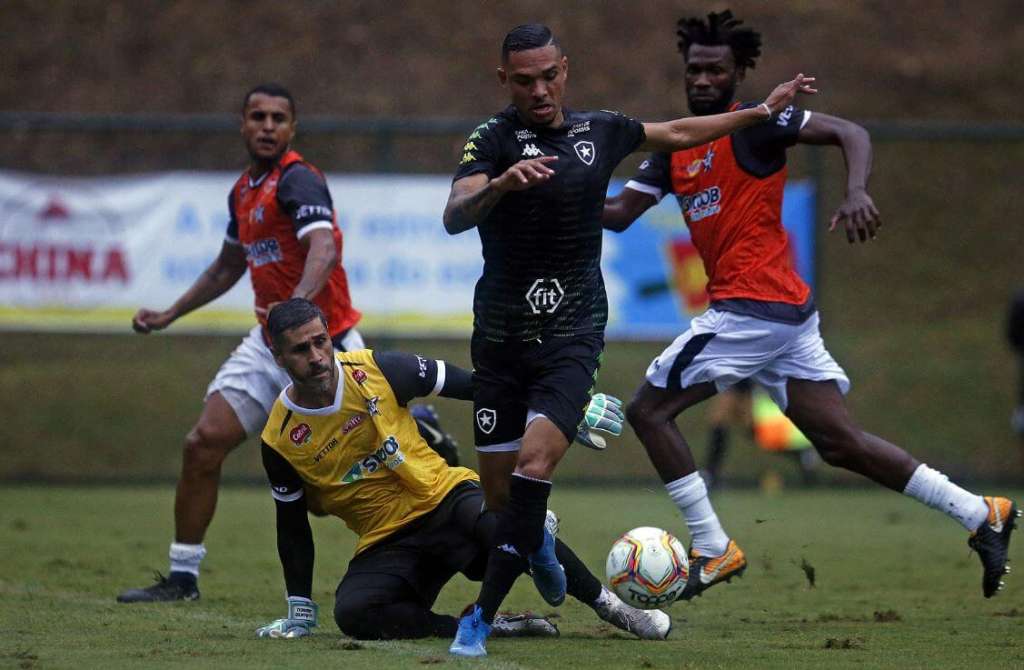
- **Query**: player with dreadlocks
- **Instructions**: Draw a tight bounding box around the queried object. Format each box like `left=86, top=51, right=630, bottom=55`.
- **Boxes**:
left=605, top=10, right=1017, bottom=602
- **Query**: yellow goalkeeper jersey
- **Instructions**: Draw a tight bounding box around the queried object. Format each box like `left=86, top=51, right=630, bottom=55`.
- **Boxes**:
left=261, top=348, right=477, bottom=554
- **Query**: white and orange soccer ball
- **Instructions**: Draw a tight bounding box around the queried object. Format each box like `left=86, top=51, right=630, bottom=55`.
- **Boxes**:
left=605, top=526, right=689, bottom=609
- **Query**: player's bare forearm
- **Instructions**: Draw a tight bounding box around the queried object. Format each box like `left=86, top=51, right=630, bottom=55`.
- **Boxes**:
left=443, top=178, right=504, bottom=234
left=799, top=113, right=881, bottom=242
left=146, top=243, right=246, bottom=329
left=641, top=74, right=817, bottom=153
left=292, top=229, right=338, bottom=301
left=275, top=499, right=315, bottom=598
left=603, top=189, right=657, bottom=232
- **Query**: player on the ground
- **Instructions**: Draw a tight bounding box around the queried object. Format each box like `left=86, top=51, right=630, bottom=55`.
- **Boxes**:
left=255, top=299, right=670, bottom=642
left=603, top=10, right=1017, bottom=602
left=117, top=84, right=455, bottom=603
left=442, top=22, right=816, bottom=656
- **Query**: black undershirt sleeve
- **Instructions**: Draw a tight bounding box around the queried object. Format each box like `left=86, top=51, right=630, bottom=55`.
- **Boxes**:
left=373, top=351, right=474, bottom=405
left=277, top=163, right=335, bottom=235
left=261, top=442, right=314, bottom=599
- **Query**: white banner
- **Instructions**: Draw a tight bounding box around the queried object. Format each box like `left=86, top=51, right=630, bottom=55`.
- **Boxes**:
left=0, top=170, right=481, bottom=334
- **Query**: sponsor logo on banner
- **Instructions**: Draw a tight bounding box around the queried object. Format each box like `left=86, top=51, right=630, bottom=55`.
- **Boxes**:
left=476, top=408, right=497, bottom=434
left=0, top=189, right=130, bottom=284
left=526, top=278, right=564, bottom=314
left=290, top=423, right=313, bottom=446
left=574, top=141, right=596, bottom=165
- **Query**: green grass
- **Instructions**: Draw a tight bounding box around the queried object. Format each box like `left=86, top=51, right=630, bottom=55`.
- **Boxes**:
left=2, top=486, right=1023, bottom=669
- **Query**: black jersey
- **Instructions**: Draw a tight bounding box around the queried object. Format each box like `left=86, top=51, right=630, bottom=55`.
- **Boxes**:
left=454, top=105, right=645, bottom=341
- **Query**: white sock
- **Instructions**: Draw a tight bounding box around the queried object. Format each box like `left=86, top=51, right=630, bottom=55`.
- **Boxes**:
left=169, top=542, right=207, bottom=577
left=902, top=464, right=988, bottom=531
left=665, top=472, right=730, bottom=555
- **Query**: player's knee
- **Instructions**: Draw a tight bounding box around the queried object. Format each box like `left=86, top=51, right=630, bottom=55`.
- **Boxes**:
left=182, top=425, right=234, bottom=472
left=626, top=397, right=661, bottom=435
left=334, top=598, right=367, bottom=638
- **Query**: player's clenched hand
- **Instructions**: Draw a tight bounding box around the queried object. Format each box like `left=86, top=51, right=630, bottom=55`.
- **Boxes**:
left=131, top=308, right=173, bottom=334
left=763, top=74, right=817, bottom=116
left=491, top=156, right=558, bottom=192
left=575, top=393, right=625, bottom=450
left=830, top=189, right=882, bottom=244
left=255, top=597, right=318, bottom=639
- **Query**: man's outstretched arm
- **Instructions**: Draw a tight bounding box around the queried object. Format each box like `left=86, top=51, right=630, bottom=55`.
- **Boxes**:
left=602, top=189, right=658, bottom=233
left=798, top=112, right=881, bottom=243
left=443, top=156, right=559, bottom=235
left=641, top=74, right=817, bottom=153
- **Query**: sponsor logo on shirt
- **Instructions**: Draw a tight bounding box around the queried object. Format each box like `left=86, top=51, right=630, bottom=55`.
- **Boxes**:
left=515, top=129, right=537, bottom=141
left=416, top=355, right=428, bottom=378
left=777, top=105, right=795, bottom=127
left=680, top=186, right=722, bottom=222
left=686, top=147, right=715, bottom=178
left=250, top=205, right=265, bottom=225
left=340, top=435, right=405, bottom=484
left=526, top=278, right=565, bottom=314
left=567, top=120, right=590, bottom=137
left=352, top=369, right=367, bottom=384
left=290, top=423, right=312, bottom=446
left=295, top=204, right=332, bottom=220
left=522, top=143, right=544, bottom=158
left=573, top=140, right=596, bottom=166
left=313, top=437, right=338, bottom=463
left=341, top=414, right=366, bottom=435
left=244, top=237, right=282, bottom=267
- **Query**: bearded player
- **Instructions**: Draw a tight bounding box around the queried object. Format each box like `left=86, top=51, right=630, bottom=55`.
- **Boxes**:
left=604, top=10, right=1016, bottom=602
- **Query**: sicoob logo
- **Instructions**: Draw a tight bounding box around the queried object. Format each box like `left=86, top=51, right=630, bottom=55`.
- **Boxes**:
left=290, top=423, right=312, bottom=446
left=679, top=187, right=722, bottom=222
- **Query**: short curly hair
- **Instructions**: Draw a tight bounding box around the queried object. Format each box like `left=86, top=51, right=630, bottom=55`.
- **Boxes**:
left=677, top=10, right=762, bottom=70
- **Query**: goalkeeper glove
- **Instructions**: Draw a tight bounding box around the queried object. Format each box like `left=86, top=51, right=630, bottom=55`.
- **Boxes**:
left=255, top=596, right=318, bottom=639
left=575, top=393, right=624, bottom=450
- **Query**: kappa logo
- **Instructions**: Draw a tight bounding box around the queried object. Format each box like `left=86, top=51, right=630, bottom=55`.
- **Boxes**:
left=476, top=408, right=497, bottom=434
left=290, top=423, right=312, bottom=447
left=574, top=141, right=596, bottom=165
left=526, top=278, right=564, bottom=314
left=522, top=143, right=544, bottom=158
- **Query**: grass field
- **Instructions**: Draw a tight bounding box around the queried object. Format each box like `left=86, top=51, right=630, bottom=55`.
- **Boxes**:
left=3, top=485, right=1023, bottom=669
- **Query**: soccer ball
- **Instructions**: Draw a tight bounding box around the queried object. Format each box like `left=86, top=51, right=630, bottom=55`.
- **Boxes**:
left=605, top=526, right=689, bottom=609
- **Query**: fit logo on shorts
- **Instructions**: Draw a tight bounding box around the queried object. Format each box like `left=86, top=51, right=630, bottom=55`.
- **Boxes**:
left=526, top=278, right=565, bottom=314
left=679, top=186, right=722, bottom=222
left=339, top=435, right=405, bottom=484
left=244, top=238, right=282, bottom=267
left=476, top=408, right=497, bottom=434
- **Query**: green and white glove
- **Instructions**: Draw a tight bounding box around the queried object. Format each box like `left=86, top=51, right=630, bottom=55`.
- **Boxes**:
left=575, top=393, right=624, bottom=450
left=255, top=596, right=318, bottom=639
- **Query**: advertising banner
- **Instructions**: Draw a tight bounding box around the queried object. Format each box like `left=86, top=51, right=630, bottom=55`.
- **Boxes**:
left=0, top=170, right=813, bottom=338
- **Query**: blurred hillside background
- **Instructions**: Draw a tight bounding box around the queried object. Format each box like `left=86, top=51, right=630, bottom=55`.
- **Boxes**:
left=1, top=0, right=1022, bottom=485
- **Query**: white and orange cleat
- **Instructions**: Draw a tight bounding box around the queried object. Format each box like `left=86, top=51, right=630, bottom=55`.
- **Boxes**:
left=968, top=496, right=1019, bottom=598
left=680, top=539, right=747, bottom=601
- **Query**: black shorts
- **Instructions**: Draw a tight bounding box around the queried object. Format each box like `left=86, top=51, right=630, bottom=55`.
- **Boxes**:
left=471, top=332, right=604, bottom=447
left=336, top=482, right=487, bottom=608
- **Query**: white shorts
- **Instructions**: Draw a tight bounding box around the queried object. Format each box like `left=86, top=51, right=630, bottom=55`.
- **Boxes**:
left=206, top=324, right=365, bottom=436
left=645, top=309, right=849, bottom=411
